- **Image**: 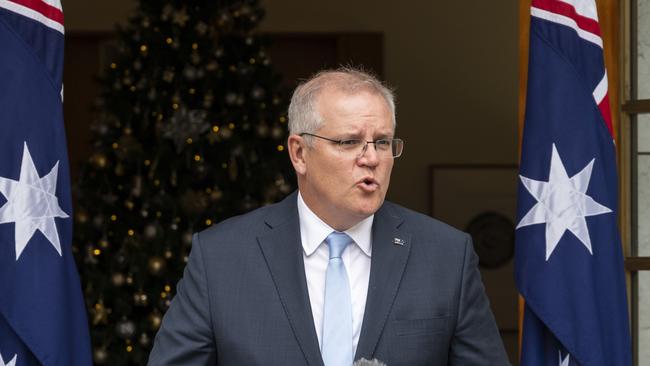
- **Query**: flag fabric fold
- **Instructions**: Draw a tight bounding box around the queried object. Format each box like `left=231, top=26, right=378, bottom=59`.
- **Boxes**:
left=0, top=1, right=92, bottom=365
left=516, top=0, right=631, bottom=365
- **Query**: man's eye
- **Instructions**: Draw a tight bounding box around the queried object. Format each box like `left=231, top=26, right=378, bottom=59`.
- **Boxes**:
left=340, top=139, right=361, bottom=147
left=376, top=139, right=391, bottom=149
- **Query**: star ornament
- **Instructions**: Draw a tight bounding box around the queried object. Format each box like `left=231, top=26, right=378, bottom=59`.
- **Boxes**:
left=517, top=144, right=612, bottom=261
left=0, top=143, right=69, bottom=260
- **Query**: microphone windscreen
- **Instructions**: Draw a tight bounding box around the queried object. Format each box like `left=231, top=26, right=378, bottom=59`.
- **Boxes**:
left=353, top=358, right=387, bottom=366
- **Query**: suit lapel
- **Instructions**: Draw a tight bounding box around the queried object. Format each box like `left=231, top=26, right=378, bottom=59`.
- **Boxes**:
left=257, top=194, right=324, bottom=366
left=355, top=204, right=411, bottom=360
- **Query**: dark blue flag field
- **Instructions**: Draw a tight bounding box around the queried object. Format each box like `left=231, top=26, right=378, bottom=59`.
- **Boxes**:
left=0, top=1, right=92, bottom=365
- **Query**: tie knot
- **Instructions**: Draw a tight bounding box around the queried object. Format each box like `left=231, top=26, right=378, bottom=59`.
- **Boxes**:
left=325, top=232, right=351, bottom=259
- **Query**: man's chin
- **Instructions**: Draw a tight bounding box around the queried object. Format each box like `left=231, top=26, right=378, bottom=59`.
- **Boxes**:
left=352, top=198, right=384, bottom=217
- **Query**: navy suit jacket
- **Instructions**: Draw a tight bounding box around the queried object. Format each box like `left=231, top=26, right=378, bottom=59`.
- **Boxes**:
left=148, top=192, right=509, bottom=365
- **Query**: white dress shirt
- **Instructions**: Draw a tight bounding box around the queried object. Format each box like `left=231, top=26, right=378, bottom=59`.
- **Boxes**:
left=297, top=192, right=372, bottom=357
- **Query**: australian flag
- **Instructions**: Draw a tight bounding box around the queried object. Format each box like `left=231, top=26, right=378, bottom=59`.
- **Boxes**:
left=515, top=0, right=632, bottom=365
left=0, top=1, right=92, bottom=365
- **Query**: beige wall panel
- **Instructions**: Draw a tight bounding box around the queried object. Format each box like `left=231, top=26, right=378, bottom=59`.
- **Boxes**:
left=263, top=0, right=519, bottom=213
left=64, top=0, right=519, bottom=214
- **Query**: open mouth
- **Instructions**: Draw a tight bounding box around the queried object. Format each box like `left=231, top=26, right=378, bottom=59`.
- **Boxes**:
left=357, top=177, right=379, bottom=191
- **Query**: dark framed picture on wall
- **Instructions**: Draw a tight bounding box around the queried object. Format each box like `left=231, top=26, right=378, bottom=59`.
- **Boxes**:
left=430, top=164, right=520, bottom=360
left=429, top=164, right=519, bottom=269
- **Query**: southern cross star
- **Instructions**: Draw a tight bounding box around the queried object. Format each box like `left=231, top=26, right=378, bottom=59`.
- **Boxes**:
left=0, top=142, right=68, bottom=260
left=517, top=143, right=612, bottom=261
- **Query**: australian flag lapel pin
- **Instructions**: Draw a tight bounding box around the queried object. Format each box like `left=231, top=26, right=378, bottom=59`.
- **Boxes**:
left=392, top=237, right=405, bottom=246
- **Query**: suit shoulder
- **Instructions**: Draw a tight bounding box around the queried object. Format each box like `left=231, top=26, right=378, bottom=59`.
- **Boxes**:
left=382, top=201, right=469, bottom=243
left=194, top=200, right=282, bottom=244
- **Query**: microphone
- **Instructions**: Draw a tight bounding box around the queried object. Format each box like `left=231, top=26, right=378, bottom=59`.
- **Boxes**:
left=353, top=358, right=387, bottom=366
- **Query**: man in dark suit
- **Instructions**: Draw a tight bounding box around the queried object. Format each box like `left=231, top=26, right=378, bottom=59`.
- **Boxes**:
left=149, top=68, right=509, bottom=365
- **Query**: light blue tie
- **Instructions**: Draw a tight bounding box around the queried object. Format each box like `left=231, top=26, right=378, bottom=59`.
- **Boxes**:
left=322, top=231, right=353, bottom=366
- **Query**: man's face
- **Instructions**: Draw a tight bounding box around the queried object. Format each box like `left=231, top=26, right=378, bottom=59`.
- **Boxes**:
left=291, top=87, right=395, bottom=230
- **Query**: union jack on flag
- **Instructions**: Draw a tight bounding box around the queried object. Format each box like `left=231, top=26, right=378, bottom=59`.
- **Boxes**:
left=516, top=0, right=631, bottom=365
left=0, top=0, right=92, bottom=365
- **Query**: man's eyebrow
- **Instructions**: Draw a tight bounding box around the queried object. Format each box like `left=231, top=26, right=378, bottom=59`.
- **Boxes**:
left=374, top=132, right=394, bottom=139
left=336, top=131, right=362, bottom=139
left=337, top=130, right=393, bottom=139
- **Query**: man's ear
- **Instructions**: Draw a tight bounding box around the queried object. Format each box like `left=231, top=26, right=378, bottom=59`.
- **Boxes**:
left=287, top=134, right=307, bottom=175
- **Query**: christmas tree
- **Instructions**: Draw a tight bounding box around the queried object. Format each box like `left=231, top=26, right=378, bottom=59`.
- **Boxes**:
left=72, top=1, right=294, bottom=364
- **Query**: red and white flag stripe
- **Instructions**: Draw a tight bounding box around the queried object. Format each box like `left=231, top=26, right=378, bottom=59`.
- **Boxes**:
left=532, top=0, right=602, bottom=47
left=0, top=0, right=64, bottom=34
left=531, top=0, right=613, bottom=135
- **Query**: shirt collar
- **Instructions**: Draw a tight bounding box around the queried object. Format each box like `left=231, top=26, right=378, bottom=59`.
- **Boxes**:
left=297, top=191, right=373, bottom=257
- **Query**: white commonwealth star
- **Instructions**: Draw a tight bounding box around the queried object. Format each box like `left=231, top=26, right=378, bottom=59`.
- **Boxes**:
left=0, top=142, right=68, bottom=260
left=559, top=351, right=570, bottom=366
left=0, top=352, right=16, bottom=366
left=517, top=143, right=612, bottom=261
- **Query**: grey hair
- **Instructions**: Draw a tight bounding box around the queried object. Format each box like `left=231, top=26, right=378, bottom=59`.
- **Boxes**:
left=287, top=66, right=396, bottom=139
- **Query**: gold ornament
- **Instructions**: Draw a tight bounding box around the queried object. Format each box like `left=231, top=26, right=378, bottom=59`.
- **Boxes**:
left=256, top=124, right=269, bottom=137
left=112, top=273, right=125, bottom=287
left=92, top=154, right=107, bottom=168
left=76, top=211, right=88, bottom=224
left=90, top=300, right=111, bottom=325
left=195, top=21, right=208, bottom=35
left=93, top=215, right=104, bottom=228
left=149, top=312, right=162, bottom=330
left=148, top=257, right=166, bottom=275
left=172, top=7, right=189, bottom=27
left=114, top=163, right=124, bottom=176
left=163, top=69, right=174, bottom=83
left=139, top=332, right=151, bottom=347
left=133, top=290, right=149, bottom=306
left=220, top=127, right=233, bottom=139
left=182, top=231, right=193, bottom=245
left=132, top=175, right=143, bottom=197
left=210, top=188, right=223, bottom=201
left=116, top=319, right=136, bottom=339
left=271, top=125, right=284, bottom=139
left=161, top=4, right=173, bottom=20
left=144, top=224, right=157, bottom=239
left=93, top=348, right=108, bottom=364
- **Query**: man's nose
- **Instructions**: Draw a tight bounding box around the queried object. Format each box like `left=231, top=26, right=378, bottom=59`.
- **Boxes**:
left=357, top=142, right=380, bottom=166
